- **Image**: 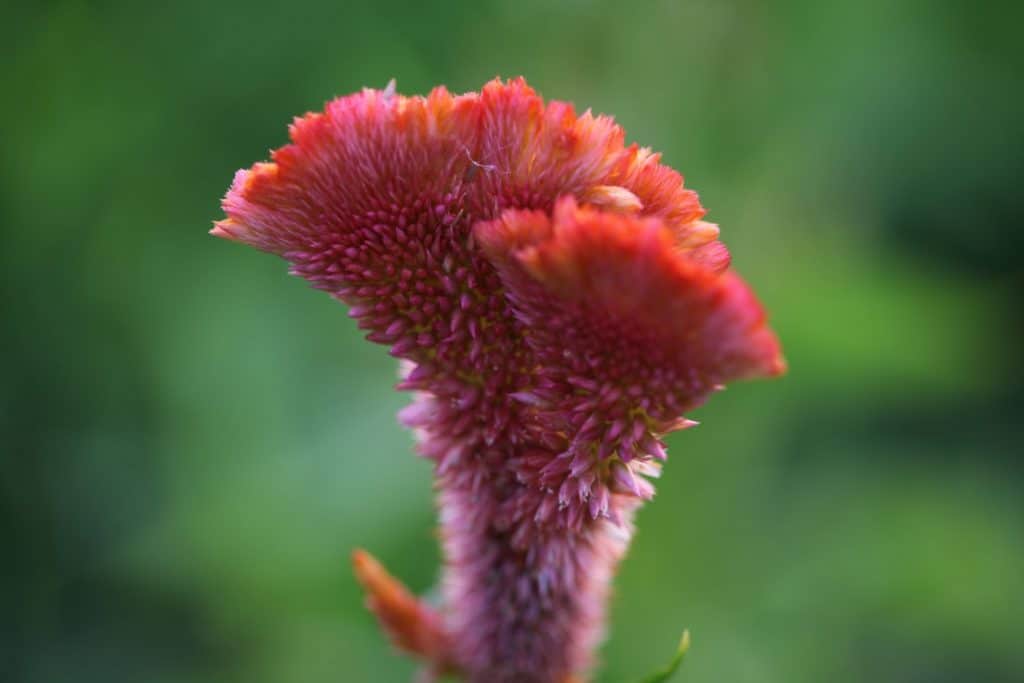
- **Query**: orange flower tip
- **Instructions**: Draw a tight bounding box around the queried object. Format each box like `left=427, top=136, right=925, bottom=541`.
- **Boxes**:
left=351, top=548, right=395, bottom=595
left=677, top=220, right=720, bottom=248
left=382, top=77, right=397, bottom=99
left=210, top=219, right=242, bottom=241
left=746, top=328, right=787, bottom=380
left=350, top=548, right=451, bottom=667
left=582, top=184, right=644, bottom=213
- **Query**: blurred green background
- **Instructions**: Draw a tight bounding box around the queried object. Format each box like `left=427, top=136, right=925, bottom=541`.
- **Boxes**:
left=3, top=1, right=1022, bottom=681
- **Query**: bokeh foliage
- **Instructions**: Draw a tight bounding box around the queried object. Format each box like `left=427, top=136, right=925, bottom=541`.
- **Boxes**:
left=2, top=1, right=1022, bottom=681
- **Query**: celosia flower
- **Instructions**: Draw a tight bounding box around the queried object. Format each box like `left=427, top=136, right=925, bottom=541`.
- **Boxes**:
left=214, top=78, right=784, bottom=683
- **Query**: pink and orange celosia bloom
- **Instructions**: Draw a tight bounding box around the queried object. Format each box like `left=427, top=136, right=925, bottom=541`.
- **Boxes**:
left=213, top=78, right=784, bottom=683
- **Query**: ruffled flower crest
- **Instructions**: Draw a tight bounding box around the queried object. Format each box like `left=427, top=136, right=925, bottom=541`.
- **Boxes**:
left=215, top=78, right=783, bottom=683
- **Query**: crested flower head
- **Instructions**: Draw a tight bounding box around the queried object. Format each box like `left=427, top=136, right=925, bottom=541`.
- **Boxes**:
left=215, top=78, right=783, bottom=683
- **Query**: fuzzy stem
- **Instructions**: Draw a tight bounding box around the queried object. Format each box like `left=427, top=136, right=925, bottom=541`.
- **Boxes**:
left=437, top=452, right=636, bottom=683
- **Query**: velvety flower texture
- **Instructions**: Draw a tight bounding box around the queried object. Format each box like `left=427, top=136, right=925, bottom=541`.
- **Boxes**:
left=214, top=78, right=784, bottom=683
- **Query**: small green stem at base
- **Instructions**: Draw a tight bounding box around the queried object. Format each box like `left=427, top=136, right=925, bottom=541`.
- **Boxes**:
left=637, top=630, right=691, bottom=683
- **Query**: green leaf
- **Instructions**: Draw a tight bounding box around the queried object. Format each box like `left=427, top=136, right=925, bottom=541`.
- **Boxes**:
left=637, top=630, right=691, bottom=683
